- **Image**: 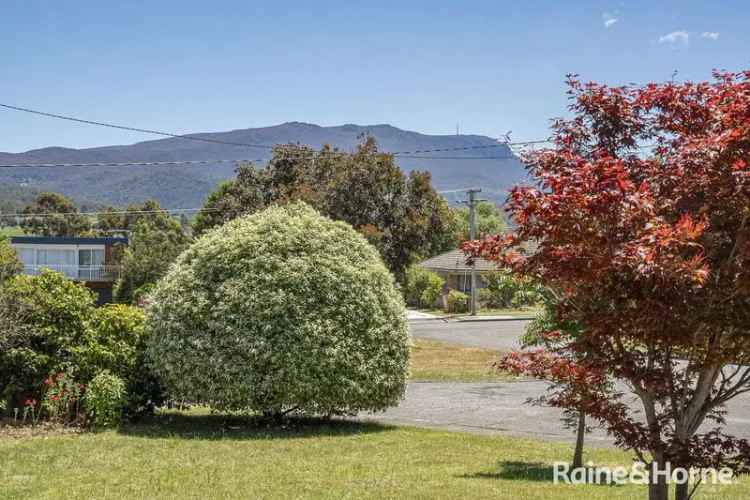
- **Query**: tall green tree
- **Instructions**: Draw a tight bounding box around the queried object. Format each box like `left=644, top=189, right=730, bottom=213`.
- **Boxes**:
left=192, top=167, right=267, bottom=235
left=113, top=216, right=190, bottom=304
left=453, top=201, right=507, bottom=242
left=99, top=200, right=192, bottom=303
left=195, top=137, right=457, bottom=279
left=20, top=192, right=91, bottom=237
left=96, top=199, right=177, bottom=236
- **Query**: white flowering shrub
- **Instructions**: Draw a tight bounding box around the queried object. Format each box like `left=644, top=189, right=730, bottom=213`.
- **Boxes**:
left=146, top=203, right=409, bottom=416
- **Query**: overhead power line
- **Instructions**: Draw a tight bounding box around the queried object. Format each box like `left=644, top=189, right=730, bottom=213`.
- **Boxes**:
left=0, top=103, right=276, bottom=151
left=0, top=102, right=661, bottom=172
left=391, top=139, right=550, bottom=155
left=0, top=102, right=549, bottom=159
left=0, top=144, right=660, bottom=169
left=2, top=207, right=222, bottom=219
left=0, top=159, right=264, bottom=169
left=0, top=154, right=524, bottom=169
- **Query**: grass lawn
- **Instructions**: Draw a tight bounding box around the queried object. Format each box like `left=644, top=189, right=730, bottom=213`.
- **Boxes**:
left=416, top=306, right=541, bottom=318
left=410, top=339, right=513, bottom=382
left=1, top=409, right=747, bottom=499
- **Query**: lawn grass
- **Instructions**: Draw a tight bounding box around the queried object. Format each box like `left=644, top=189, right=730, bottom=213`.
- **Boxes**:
left=417, top=306, right=541, bottom=318
left=474, top=306, right=542, bottom=317
left=1, top=409, right=747, bottom=499
left=410, top=339, right=513, bottom=382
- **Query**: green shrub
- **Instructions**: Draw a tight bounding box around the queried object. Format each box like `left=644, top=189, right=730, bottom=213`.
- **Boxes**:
left=0, top=270, right=96, bottom=411
left=85, top=371, right=127, bottom=427
left=0, top=272, right=161, bottom=420
left=481, top=271, right=517, bottom=308
left=511, top=286, right=543, bottom=308
left=404, top=265, right=444, bottom=308
left=146, top=203, right=409, bottom=417
left=90, top=305, right=165, bottom=417
left=478, top=287, right=494, bottom=307
left=0, top=237, right=22, bottom=285
left=481, top=270, right=543, bottom=309
left=420, top=284, right=442, bottom=308
left=446, top=290, right=469, bottom=313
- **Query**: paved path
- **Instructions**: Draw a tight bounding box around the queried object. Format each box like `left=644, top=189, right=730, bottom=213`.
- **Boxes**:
left=410, top=317, right=530, bottom=351
left=405, top=310, right=441, bottom=321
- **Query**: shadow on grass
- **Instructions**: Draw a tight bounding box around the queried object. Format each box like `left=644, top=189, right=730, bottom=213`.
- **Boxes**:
left=460, top=461, right=622, bottom=487
left=118, top=411, right=395, bottom=441
left=461, top=461, right=558, bottom=482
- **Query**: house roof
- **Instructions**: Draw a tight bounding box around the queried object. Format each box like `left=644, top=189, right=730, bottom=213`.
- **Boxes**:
left=11, top=236, right=129, bottom=246
left=417, top=249, right=497, bottom=273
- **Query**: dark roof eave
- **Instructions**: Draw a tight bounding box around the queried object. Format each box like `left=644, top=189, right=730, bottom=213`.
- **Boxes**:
left=10, top=236, right=129, bottom=246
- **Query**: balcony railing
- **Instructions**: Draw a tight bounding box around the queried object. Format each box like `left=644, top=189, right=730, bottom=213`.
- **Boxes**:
left=22, top=265, right=121, bottom=282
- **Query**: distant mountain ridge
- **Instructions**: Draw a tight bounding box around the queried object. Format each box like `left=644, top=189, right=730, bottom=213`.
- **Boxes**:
left=0, top=122, right=527, bottom=208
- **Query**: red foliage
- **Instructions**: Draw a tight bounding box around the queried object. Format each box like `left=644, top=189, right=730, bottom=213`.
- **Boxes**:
left=467, top=71, right=750, bottom=475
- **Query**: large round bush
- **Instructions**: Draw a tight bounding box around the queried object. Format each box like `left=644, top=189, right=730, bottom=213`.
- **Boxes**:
left=146, top=203, right=409, bottom=416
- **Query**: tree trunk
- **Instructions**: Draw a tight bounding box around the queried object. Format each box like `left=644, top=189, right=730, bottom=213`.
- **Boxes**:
left=674, top=480, right=689, bottom=500
left=649, top=461, right=669, bottom=500
left=572, top=411, right=585, bottom=469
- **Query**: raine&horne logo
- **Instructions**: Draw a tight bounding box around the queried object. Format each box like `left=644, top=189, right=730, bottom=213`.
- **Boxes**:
left=553, top=461, right=735, bottom=486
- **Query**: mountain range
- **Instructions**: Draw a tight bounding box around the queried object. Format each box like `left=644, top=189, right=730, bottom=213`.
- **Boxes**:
left=0, top=122, right=527, bottom=209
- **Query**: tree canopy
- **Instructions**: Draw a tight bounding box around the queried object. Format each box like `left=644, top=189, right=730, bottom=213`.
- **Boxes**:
left=452, top=201, right=507, bottom=242
left=465, top=71, right=750, bottom=500
left=194, top=137, right=457, bottom=279
left=112, top=201, right=191, bottom=304
left=96, top=200, right=178, bottom=237
left=20, top=192, right=91, bottom=237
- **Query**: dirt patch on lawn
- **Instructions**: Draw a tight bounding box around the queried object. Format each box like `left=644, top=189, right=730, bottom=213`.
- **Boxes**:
left=0, top=420, right=83, bottom=439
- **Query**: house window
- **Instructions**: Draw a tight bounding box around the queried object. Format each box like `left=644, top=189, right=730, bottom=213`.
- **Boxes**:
left=78, top=248, right=105, bottom=280
left=37, top=249, right=76, bottom=278
left=17, top=248, right=34, bottom=267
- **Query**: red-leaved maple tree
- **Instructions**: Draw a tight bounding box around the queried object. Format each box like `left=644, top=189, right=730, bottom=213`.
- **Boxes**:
left=464, top=71, right=750, bottom=500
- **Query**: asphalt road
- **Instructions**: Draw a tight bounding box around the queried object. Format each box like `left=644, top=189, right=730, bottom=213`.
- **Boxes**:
left=409, top=318, right=531, bottom=351
left=364, top=380, right=750, bottom=445
left=361, top=318, right=750, bottom=445
left=364, top=381, right=613, bottom=445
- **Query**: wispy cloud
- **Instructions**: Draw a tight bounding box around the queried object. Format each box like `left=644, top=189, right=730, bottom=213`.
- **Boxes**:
left=701, top=31, right=720, bottom=40
left=658, top=31, right=689, bottom=46
left=602, top=12, right=618, bottom=28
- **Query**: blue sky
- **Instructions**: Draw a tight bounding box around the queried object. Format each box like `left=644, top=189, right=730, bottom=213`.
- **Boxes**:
left=1, top=0, right=747, bottom=153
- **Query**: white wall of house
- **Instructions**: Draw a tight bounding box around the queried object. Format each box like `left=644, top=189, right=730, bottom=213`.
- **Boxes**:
left=12, top=243, right=106, bottom=281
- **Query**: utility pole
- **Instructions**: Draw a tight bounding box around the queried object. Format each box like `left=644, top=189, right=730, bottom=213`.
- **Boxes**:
left=462, top=188, right=485, bottom=316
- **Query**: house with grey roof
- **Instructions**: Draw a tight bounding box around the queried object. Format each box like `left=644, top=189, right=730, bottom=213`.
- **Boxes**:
left=416, top=249, right=496, bottom=294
